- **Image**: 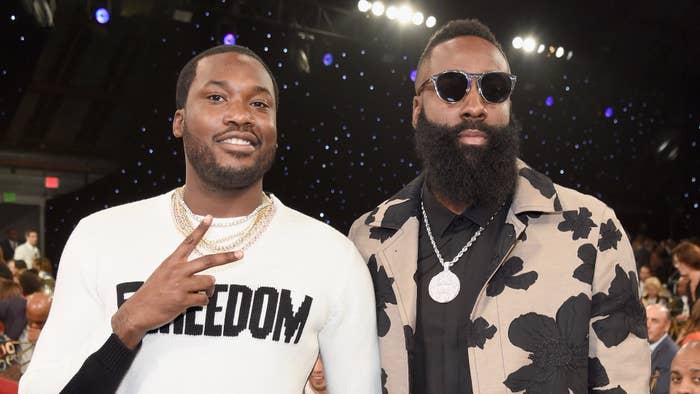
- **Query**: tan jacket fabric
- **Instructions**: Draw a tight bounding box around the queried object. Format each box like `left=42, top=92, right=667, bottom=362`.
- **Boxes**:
left=349, top=160, right=650, bottom=393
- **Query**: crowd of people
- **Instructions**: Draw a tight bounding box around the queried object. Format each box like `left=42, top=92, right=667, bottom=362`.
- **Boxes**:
left=637, top=235, right=700, bottom=394
left=0, top=228, right=54, bottom=389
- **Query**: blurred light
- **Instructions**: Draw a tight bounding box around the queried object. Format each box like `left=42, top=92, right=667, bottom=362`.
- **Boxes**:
left=410, top=69, right=417, bottom=82
left=545, top=96, right=554, bottom=107
left=537, top=44, right=545, bottom=54
left=386, top=5, right=398, bottom=19
left=555, top=47, right=565, bottom=58
left=523, top=37, right=536, bottom=52
left=371, top=2, right=385, bottom=16
left=604, top=107, right=614, bottom=118
left=95, top=8, right=110, bottom=24
left=412, top=11, right=424, bottom=25
left=512, top=36, right=523, bottom=49
left=566, top=50, right=574, bottom=60
left=425, top=16, right=436, bottom=28
left=358, top=0, right=372, bottom=12
left=322, top=53, right=334, bottom=66
left=45, top=177, right=59, bottom=189
left=397, top=5, right=412, bottom=24
left=223, top=33, right=236, bottom=45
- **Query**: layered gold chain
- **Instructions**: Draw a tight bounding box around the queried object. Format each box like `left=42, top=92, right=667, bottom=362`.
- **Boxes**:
left=171, top=187, right=276, bottom=254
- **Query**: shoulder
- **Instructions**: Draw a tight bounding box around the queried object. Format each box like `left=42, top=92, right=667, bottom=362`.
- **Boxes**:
left=553, top=182, right=611, bottom=217
left=78, top=191, right=172, bottom=229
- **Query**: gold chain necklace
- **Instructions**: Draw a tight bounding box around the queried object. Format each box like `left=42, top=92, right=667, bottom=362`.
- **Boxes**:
left=171, top=187, right=276, bottom=254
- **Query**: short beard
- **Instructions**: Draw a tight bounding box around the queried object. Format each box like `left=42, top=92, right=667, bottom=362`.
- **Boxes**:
left=182, top=122, right=276, bottom=191
left=414, top=110, right=520, bottom=210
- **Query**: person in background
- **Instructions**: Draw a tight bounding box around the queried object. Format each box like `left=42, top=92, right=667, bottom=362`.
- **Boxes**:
left=669, top=340, right=700, bottom=394
left=304, top=356, right=329, bottom=394
left=673, top=242, right=700, bottom=310
left=648, top=304, right=680, bottom=394
left=0, top=279, right=26, bottom=340
left=640, top=264, right=652, bottom=296
left=18, top=292, right=52, bottom=373
left=13, top=231, right=39, bottom=269
left=1, top=229, right=20, bottom=262
left=677, top=302, right=700, bottom=346
left=645, top=276, right=671, bottom=306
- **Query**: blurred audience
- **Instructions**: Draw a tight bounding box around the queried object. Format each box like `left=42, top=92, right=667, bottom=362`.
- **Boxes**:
left=673, top=242, right=700, bottom=310
left=17, top=272, right=42, bottom=297
left=0, top=279, right=26, bottom=340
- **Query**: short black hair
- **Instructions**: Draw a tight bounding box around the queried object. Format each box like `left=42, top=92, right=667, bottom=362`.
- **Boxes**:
left=175, top=45, right=279, bottom=109
left=13, top=260, right=27, bottom=270
left=417, top=19, right=508, bottom=76
left=18, top=270, right=42, bottom=296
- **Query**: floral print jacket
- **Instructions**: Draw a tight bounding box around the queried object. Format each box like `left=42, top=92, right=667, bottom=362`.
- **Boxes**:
left=349, top=160, right=650, bottom=394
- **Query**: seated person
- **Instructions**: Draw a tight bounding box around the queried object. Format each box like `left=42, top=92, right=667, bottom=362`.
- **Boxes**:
left=645, top=276, right=671, bottom=306
left=18, top=292, right=52, bottom=373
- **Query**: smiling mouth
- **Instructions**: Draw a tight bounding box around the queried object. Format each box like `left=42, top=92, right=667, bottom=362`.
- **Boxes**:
left=220, top=137, right=253, bottom=146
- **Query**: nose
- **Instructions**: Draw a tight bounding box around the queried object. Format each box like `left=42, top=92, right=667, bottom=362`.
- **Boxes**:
left=459, top=81, right=487, bottom=122
left=222, top=98, right=254, bottom=130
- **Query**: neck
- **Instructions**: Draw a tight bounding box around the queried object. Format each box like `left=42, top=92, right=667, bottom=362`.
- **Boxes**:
left=428, top=181, right=469, bottom=214
left=183, top=176, right=264, bottom=218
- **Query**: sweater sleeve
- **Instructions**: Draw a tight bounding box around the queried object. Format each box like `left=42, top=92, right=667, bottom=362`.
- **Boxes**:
left=60, top=334, right=137, bottom=394
left=19, top=219, right=122, bottom=393
left=317, top=240, right=382, bottom=394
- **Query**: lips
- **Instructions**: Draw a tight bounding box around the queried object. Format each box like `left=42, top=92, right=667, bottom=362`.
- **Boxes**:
left=458, top=128, right=487, bottom=139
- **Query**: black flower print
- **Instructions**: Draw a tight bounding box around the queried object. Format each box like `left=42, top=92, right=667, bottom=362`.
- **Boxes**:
left=504, top=293, right=591, bottom=394
left=520, top=167, right=556, bottom=199
left=591, top=265, right=647, bottom=347
left=465, top=317, right=497, bottom=349
left=368, top=255, right=396, bottom=337
left=369, top=227, right=395, bottom=243
left=573, top=244, right=597, bottom=285
left=598, top=219, right=622, bottom=252
left=558, top=208, right=597, bottom=240
left=364, top=206, right=380, bottom=225
left=403, top=325, right=414, bottom=352
left=588, top=356, right=626, bottom=392
left=487, top=256, right=538, bottom=297
left=381, top=368, right=388, bottom=394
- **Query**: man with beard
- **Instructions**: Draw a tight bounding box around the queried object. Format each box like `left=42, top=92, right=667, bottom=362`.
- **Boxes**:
left=349, top=19, right=649, bottom=393
left=20, top=45, right=380, bottom=393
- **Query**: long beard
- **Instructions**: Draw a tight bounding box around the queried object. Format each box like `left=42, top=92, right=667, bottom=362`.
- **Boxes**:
left=414, top=110, right=520, bottom=210
left=182, top=122, right=276, bottom=191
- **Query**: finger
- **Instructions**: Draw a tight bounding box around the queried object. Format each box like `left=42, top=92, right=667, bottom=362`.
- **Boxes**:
left=185, top=293, right=210, bottom=307
left=185, top=250, right=243, bottom=275
left=174, top=215, right=213, bottom=258
left=181, top=275, right=216, bottom=295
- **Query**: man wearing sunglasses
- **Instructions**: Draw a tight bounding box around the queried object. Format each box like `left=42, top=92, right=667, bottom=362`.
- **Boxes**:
left=350, top=19, right=649, bottom=393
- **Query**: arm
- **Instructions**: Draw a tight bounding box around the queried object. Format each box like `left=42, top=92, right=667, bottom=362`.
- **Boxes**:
left=318, top=241, right=381, bottom=394
left=589, top=207, right=650, bottom=393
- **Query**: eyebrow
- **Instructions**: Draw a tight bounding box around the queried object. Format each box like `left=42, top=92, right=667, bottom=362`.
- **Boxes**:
left=204, top=80, right=272, bottom=96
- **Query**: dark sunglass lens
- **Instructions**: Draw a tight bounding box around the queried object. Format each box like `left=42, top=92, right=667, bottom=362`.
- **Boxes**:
left=480, top=73, right=512, bottom=103
left=435, top=72, right=469, bottom=103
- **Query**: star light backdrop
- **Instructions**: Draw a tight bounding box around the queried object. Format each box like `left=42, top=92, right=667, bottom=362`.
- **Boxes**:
left=1, top=1, right=698, bottom=264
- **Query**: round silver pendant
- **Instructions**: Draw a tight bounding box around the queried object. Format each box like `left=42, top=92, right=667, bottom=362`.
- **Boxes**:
left=428, top=269, right=461, bottom=303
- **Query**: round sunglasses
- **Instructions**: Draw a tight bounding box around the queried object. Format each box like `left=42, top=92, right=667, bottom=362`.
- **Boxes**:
left=417, top=70, right=517, bottom=104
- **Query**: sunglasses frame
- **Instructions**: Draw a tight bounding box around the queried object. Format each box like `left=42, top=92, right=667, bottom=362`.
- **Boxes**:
left=417, top=70, right=517, bottom=104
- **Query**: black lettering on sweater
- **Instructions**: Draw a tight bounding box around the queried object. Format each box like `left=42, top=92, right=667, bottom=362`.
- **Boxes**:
left=115, top=282, right=314, bottom=344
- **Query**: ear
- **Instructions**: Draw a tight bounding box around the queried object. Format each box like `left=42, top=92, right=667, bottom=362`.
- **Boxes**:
left=412, top=95, right=421, bottom=129
left=173, top=109, right=184, bottom=138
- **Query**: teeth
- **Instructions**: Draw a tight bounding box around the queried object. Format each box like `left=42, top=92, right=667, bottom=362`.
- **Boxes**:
left=221, top=138, right=252, bottom=146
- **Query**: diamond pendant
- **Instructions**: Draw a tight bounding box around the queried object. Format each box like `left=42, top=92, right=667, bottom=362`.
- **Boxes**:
left=428, top=268, right=461, bottom=303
